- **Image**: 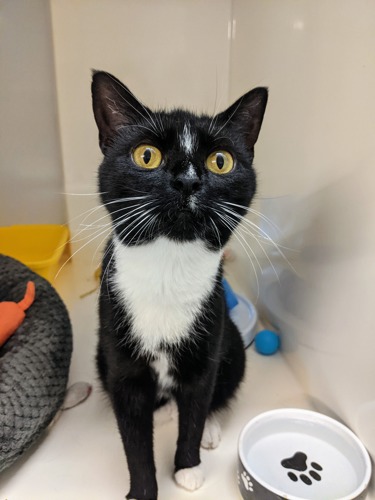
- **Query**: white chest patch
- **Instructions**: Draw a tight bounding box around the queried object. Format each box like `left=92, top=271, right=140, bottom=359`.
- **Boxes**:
left=112, top=236, right=222, bottom=355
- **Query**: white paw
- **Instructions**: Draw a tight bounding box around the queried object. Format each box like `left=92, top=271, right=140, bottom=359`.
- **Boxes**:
left=174, top=465, right=204, bottom=491
left=201, top=415, right=221, bottom=449
left=154, top=400, right=177, bottom=426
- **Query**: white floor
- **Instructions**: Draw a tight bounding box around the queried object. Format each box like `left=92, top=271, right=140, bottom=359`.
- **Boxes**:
left=0, top=260, right=369, bottom=500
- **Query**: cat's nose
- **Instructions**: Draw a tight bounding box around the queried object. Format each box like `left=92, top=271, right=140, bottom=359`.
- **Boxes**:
left=172, top=171, right=201, bottom=196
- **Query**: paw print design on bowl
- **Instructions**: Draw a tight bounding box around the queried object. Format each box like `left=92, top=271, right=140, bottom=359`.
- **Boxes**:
left=240, top=471, right=254, bottom=492
left=238, top=409, right=372, bottom=500
left=281, top=451, right=323, bottom=486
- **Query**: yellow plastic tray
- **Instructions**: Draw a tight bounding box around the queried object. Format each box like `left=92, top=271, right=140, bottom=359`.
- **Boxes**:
left=0, top=224, right=70, bottom=282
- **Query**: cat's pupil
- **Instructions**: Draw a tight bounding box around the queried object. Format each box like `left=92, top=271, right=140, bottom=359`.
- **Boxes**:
left=216, top=153, right=225, bottom=169
left=143, top=148, right=152, bottom=164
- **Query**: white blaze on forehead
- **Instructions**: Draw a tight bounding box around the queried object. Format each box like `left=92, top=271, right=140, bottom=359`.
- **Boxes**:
left=180, top=122, right=196, bottom=155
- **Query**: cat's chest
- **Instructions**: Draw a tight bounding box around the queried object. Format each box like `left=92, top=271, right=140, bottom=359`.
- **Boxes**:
left=112, top=236, right=222, bottom=355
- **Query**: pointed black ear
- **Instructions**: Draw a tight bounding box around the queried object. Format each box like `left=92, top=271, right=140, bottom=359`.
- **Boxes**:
left=91, top=70, right=149, bottom=153
left=217, top=87, right=268, bottom=149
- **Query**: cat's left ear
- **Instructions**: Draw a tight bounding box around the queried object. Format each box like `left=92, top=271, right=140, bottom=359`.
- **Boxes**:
left=217, top=87, right=268, bottom=149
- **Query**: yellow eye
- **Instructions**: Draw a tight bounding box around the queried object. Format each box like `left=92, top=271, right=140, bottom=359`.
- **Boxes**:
left=132, top=145, right=162, bottom=169
left=206, top=150, right=234, bottom=175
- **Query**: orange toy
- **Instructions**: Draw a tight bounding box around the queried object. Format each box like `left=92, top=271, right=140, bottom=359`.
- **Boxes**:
left=0, top=281, right=35, bottom=347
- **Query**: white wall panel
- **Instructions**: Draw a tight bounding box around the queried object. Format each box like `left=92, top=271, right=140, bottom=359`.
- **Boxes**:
left=0, top=0, right=65, bottom=225
left=50, top=0, right=232, bottom=195
left=230, top=0, right=375, bottom=465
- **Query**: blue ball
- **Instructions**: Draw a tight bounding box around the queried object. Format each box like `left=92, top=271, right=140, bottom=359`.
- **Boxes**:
left=255, top=329, right=280, bottom=355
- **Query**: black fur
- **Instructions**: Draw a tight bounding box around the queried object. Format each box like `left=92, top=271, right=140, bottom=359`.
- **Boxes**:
left=92, top=71, right=267, bottom=500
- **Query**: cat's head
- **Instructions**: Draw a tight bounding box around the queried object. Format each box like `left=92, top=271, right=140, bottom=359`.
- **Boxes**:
left=92, top=71, right=267, bottom=249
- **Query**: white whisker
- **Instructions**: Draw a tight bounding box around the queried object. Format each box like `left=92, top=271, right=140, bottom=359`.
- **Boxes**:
left=213, top=97, right=244, bottom=138
left=218, top=211, right=263, bottom=276
left=212, top=209, right=260, bottom=302
left=217, top=202, right=296, bottom=272
left=208, top=72, right=224, bottom=135
left=56, top=198, right=155, bottom=280
left=98, top=205, right=160, bottom=298
left=66, top=195, right=149, bottom=234
left=117, top=206, right=160, bottom=244
left=209, top=216, right=222, bottom=247
left=222, top=201, right=283, bottom=235
left=117, top=123, right=160, bottom=137
left=54, top=223, right=116, bottom=281
left=67, top=200, right=151, bottom=249
left=221, top=211, right=281, bottom=285
left=62, top=191, right=107, bottom=196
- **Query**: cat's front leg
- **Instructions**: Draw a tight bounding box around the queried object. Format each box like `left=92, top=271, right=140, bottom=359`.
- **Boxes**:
left=173, top=381, right=214, bottom=492
left=110, top=373, right=158, bottom=500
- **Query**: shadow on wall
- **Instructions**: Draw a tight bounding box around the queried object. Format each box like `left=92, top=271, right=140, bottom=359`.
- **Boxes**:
left=257, top=168, right=375, bottom=462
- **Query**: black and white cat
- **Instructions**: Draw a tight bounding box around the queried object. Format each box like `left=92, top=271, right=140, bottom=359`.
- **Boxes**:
left=91, top=71, right=267, bottom=500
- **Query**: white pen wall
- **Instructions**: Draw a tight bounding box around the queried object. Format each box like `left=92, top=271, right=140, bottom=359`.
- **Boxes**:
left=0, top=0, right=66, bottom=225
left=229, top=0, right=375, bottom=464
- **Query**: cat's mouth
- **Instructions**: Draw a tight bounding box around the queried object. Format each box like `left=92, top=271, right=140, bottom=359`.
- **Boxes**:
left=175, top=207, right=196, bottom=219
left=178, top=202, right=196, bottom=214
left=174, top=196, right=201, bottom=220
left=162, top=195, right=205, bottom=238
left=176, top=195, right=199, bottom=213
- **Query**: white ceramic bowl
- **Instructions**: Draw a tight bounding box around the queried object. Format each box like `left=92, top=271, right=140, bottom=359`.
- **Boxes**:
left=238, top=409, right=372, bottom=500
left=230, top=294, right=258, bottom=348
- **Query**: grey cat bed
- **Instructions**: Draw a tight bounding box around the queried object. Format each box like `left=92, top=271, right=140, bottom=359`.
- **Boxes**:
left=0, top=255, right=72, bottom=473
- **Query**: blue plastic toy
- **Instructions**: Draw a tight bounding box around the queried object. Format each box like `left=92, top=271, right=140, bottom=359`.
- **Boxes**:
left=255, top=329, right=280, bottom=355
left=222, top=278, right=239, bottom=310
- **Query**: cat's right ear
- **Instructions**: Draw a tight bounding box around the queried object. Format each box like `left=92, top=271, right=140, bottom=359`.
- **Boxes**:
left=216, top=87, right=268, bottom=150
left=91, top=70, right=147, bottom=154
